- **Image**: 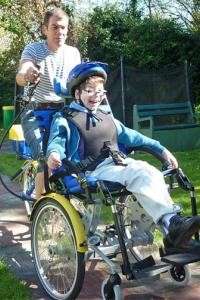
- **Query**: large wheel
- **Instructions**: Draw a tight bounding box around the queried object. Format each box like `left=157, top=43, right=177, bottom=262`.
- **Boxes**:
left=31, top=198, right=85, bottom=300
left=121, top=195, right=160, bottom=262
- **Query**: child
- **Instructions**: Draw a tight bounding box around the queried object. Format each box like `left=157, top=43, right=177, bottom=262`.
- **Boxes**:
left=47, top=61, right=200, bottom=250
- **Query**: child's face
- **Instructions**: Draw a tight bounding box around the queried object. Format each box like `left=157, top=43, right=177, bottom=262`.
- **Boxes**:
left=75, top=81, right=106, bottom=111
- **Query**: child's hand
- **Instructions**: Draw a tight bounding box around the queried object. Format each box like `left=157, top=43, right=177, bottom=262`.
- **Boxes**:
left=47, top=152, right=61, bottom=169
left=162, top=149, right=178, bottom=169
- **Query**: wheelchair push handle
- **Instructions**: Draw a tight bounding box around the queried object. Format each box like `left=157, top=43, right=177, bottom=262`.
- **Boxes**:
left=162, top=164, right=194, bottom=192
left=26, top=82, right=39, bottom=98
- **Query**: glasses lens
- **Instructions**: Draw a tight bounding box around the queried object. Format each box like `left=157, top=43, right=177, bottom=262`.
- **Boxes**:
left=84, top=89, right=107, bottom=97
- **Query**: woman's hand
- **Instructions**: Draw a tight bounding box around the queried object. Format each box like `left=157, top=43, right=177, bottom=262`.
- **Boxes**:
left=47, top=152, right=62, bottom=169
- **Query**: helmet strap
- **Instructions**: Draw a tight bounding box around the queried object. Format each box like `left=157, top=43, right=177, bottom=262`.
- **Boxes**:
left=77, top=99, right=85, bottom=107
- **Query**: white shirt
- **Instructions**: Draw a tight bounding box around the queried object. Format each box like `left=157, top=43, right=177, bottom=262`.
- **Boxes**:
left=21, top=41, right=81, bottom=103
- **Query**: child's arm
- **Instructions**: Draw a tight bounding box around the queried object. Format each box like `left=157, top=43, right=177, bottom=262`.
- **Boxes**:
left=47, top=113, right=69, bottom=163
left=115, top=119, right=178, bottom=168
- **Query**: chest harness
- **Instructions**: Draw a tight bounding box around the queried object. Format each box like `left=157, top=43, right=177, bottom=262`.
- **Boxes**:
left=62, top=107, right=127, bottom=170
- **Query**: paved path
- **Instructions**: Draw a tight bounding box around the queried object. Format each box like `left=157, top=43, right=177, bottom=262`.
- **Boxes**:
left=1, top=175, right=200, bottom=299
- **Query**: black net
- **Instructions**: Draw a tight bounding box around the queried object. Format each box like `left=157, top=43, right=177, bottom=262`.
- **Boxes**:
left=107, top=63, right=191, bottom=128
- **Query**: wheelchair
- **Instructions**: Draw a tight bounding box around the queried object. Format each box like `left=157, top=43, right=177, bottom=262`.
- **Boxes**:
left=5, top=88, right=200, bottom=299
left=29, top=156, right=200, bottom=300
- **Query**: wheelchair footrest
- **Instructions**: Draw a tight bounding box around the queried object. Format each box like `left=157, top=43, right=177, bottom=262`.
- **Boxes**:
left=131, top=255, right=155, bottom=271
left=161, top=252, right=200, bottom=266
left=131, top=261, right=171, bottom=279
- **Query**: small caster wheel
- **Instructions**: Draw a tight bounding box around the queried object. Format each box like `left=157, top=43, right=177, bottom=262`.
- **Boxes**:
left=101, top=273, right=123, bottom=300
left=169, top=265, right=191, bottom=286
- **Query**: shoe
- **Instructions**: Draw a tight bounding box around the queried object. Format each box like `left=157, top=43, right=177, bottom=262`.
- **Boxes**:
left=164, top=215, right=200, bottom=249
left=163, top=237, right=200, bottom=255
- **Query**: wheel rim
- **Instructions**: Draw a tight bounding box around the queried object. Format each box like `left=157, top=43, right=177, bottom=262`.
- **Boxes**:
left=170, top=265, right=191, bottom=284
left=32, top=202, right=78, bottom=299
left=170, top=266, right=186, bottom=282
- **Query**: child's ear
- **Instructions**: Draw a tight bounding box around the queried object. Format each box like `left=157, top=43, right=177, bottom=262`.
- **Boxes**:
left=75, top=89, right=80, bottom=100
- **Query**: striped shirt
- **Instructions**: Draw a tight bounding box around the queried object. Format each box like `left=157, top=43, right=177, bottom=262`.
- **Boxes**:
left=21, top=41, right=81, bottom=103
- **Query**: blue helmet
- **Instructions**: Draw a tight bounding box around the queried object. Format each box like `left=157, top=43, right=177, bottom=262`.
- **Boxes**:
left=67, top=61, right=108, bottom=96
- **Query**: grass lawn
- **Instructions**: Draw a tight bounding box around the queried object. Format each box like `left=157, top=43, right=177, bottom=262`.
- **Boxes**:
left=0, top=259, right=30, bottom=300
left=0, top=153, right=23, bottom=176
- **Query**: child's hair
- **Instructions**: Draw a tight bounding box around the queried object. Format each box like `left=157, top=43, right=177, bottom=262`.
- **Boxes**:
left=78, top=76, right=105, bottom=92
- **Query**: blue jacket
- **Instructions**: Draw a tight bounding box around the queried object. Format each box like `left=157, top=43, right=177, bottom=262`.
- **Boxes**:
left=47, top=101, right=166, bottom=162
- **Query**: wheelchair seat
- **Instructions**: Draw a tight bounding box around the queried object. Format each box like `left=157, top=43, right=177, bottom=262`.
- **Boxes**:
left=60, top=173, right=126, bottom=194
left=9, top=109, right=57, bottom=159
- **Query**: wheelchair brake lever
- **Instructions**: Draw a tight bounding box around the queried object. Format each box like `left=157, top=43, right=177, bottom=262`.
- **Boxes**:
left=176, top=168, right=194, bottom=191
left=162, top=167, right=178, bottom=177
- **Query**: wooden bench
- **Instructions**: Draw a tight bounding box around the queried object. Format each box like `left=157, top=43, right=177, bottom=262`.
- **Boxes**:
left=133, top=101, right=200, bottom=151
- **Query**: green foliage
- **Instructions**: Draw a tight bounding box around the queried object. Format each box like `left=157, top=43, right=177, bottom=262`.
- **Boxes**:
left=79, top=5, right=191, bottom=70
left=194, top=103, right=200, bottom=123
left=0, top=259, right=30, bottom=299
left=76, top=3, right=200, bottom=105
left=78, top=4, right=141, bottom=67
left=0, top=0, right=78, bottom=107
left=1, top=0, right=200, bottom=105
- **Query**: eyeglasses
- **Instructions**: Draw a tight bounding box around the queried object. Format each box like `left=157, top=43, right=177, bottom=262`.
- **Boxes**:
left=83, top=89, right=107, bottom=97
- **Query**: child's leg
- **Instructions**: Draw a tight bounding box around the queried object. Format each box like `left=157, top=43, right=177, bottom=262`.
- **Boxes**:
left=91, top=157, right=200, bottom=248
left=90, top=157, right=180, bottom=223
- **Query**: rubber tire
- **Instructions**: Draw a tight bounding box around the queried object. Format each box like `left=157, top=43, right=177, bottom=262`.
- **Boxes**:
left=169, top=265, right=191, bottom=286
left=31, top=197, right=85, bottom=300
left=101, top=279, right=122, bottom=300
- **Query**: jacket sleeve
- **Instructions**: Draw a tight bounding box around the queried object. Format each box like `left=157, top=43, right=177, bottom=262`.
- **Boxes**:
left=47, top=112, right=69, bottom=160
left=115, top=119, right=166, bottom=156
